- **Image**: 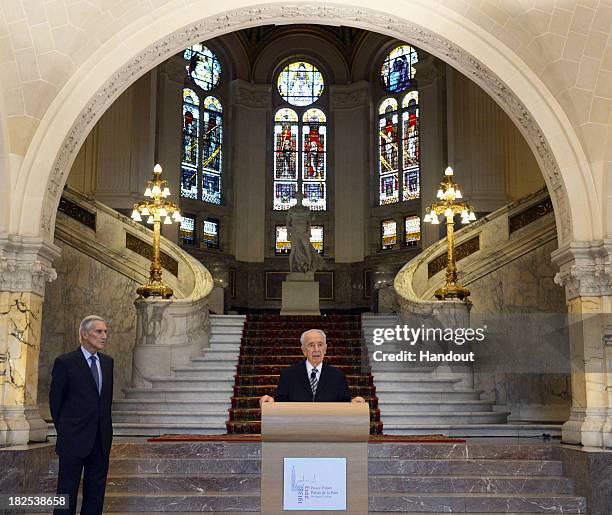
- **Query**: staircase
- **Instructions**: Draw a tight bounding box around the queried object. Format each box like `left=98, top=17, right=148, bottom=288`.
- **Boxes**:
left=226, top=314, right=383, bottom=434
left=363, top=314, right=511, bottom=436
left=112, top=315, right=245, bottom=435
left=37, top=441, right=587, bottom=513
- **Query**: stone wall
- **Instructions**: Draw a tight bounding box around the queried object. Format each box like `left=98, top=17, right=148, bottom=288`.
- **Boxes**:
left=468, top=237, right=570, bottom=422
left=38, top=241, right=139, bottom=418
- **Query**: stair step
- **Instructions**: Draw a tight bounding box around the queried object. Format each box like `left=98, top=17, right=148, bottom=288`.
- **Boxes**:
left=149, top=378, right=234, bottom=390
left=381, top=412, right=510, bottom=424
left=102, top=491, right=259, bottom=512
left=114, top=399, right=229, bottom=411
left=379, top=400, right=494, bottom=412
left=369, top=474, right=573, bottom=494
left=377, top=390, right=483, bottom=401
left=110, top=423, right=227, bottom=436
left=380, top=424, right=562, bottom=437
left=172, top=368, right=236, bottom=379
left=124, top=388, right=232, bottom=401
left=368, top=492, right=586, bottom=513
left=112, top=411, right=229, bottom=424
left=368, top=458, right=563, bottom=476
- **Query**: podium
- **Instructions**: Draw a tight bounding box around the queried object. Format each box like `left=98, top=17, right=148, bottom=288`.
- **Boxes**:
left=261, top=402, right=369, bottom=513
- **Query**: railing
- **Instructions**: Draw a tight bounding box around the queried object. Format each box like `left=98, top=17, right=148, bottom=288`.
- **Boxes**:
left=56, top=187, right=214, bottom=386
left=395, top=187, right=555, bottom=311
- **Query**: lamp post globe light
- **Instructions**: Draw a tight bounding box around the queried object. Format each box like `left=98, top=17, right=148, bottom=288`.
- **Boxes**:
left=423, top=166, right=476, bottom=301
left=131, top=164, right=182, bottom=299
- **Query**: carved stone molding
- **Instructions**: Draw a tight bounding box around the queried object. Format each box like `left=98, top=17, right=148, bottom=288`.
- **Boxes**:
left=413, top=56, right=445, bottom=87
left=552, top=241, right=612, bottom=300
left=0, top=236, right=60, bottom=296
left=231, top=80, right=271, bottom=108
left=41, top=3, right=570, bottom=247
left=330, top=81, right=370, bottom=109
left=159, top=56, right=190, bottom=85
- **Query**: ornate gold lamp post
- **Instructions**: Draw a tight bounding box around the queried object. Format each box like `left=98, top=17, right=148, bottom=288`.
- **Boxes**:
left=131, top=164, right=182, bottom=299
left=423, top=166, right=475, bottom=301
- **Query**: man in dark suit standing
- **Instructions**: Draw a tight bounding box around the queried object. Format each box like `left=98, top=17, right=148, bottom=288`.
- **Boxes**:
left=50, top=315, right=113, bottom=515
left=260, top=329, right=365, bottom=404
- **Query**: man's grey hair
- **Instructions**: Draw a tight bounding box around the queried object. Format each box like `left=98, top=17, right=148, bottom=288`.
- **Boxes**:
left=79, top=315, right=108, bottom=339
left=300, top=329, right=327, bottom=347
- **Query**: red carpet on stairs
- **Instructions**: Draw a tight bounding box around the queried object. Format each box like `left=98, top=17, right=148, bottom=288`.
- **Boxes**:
left=226, top=314, right=384, bottom=434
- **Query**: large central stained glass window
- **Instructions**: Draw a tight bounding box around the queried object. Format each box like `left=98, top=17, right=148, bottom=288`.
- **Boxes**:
left=273, top=61, right=327, bottom=211
left=180, top=44, right=223, bottom=205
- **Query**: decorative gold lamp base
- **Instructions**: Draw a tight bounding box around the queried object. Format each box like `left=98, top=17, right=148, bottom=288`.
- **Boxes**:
left=136, top=282, right=174, bottom=299
left=434, top=283, right=471, bottom=301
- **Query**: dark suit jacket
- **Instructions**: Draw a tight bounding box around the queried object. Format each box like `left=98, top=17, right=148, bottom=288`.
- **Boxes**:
left=275, top=360, right=351, bottom=402
left=49, top=348, right=113, bottom=458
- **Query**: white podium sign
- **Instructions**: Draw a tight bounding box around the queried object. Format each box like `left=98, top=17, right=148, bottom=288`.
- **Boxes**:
left=283, top=457, right=347, bottom=511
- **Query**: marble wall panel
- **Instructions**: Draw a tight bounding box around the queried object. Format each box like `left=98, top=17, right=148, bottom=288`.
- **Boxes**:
left=555, top=446, right=612, bottom=515
left=0, top=443, right=54, bottom=493
left=39, top=241, right=139, bottom=417
left=468, top=238, right=570, bottom=421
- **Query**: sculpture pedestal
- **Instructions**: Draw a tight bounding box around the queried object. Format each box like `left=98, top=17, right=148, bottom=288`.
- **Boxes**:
left=281, top=274, right=320, bottom=315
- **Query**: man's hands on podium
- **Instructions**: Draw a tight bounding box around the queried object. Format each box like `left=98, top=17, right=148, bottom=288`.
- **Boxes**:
left=260, top=395, right=275, bottom=407
left=260, top=395, right=365, bottom=405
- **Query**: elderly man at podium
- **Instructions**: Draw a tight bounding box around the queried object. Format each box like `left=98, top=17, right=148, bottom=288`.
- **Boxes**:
left=260, top=329, right=365, bottom=404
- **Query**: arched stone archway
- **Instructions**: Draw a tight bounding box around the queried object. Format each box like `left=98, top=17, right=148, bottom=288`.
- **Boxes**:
left=10, top=1, right=598, bottom=247
left=2, top=0, right=609, bottom=448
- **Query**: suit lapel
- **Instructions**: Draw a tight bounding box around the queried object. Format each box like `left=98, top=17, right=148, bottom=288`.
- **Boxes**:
left=99, top=354, right=111, bottom=399
left=315, top=362, right=330, bottom=400
left=299, top=360, right=313, bottom=398
left=74, top=348, right=100, bottom=396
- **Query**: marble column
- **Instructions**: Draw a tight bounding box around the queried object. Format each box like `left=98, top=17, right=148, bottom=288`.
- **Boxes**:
left=231, top=80, right=270, bottom=262
left=413, top=56, right=446, bottom=249
left=156, top=59, right=184, bottom=244
left=330, top=81, right=370, bottom=263
left=553, top=242, right=612, bottom=448
left=0, top=236, right=59, bottom=445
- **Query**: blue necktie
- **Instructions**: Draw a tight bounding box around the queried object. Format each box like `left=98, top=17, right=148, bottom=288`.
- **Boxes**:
left=90, top=355, right=100, bottom=394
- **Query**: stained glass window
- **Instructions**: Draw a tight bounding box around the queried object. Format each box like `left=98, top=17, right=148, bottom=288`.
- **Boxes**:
left=275, top=226, right=291, bottom=254
left=180, top=47, right=223, bottom=205
left=380, top=45, right=418, bottom=93
left=310, top=225, right=324, bottom=254
left=182, top=89, right=199, bottom=168
left=303, top=182, right=326, bottom=211
left=379, top=99, right=399, bottom=205
left=184, top=44, right=221, bottom=91
left=381, top=219, right=397, bottom=250
left=202, top=96, right=222, bottom=173
left=181, top=166, right=198, bottom=200
left=274, top=182, right=297, bottom=211
left=380, top=174, right=398, bottom=205
left=203, top=218, right=219, bottom=249
left=273, top=64, right=327, bottom=212
left=202, top=172, right=221, bottom=204
left=405, top=216, right=421, bottom=246
left=402, top=91, right=420, bottom=201
left=277, top=61, right=324, bottom=106
left=181, top=88, right=199, bottom=199
left=179, top=215, right=195, bottom=245
left=378, top=90, right=420, bottom=204
left=302, top=109, right=326, bottom=181
left=275, top=225, right=324, bottom=254
left=274, top=109, right=299, bottom=181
